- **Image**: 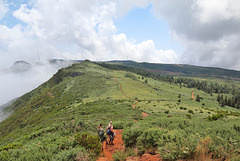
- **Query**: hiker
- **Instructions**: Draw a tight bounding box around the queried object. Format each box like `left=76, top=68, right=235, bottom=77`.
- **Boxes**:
left=106, top=121, right=115, bottom=145
left=97, top=123, right=106, bottom=150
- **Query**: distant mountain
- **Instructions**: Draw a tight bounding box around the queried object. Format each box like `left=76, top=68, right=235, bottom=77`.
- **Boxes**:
left=110, top=61, right=240, bottom=80
left=2, top=61, right=32, bottom=73
left=1, top=59, right=83, bottom=74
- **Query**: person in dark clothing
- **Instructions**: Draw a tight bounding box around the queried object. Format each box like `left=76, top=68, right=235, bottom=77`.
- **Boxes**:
left=97, top=123, right=106, bottom=150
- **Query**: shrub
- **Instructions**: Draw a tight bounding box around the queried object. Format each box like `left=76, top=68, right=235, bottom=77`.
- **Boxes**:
left=74, top=132, right=101, bottom=155
left=0, top=143, right=22, bottom=152
left=165, top=110, right=169, bottom=114
left=207, top=113, right=224, bottom=121
left=53, top=148, right=87, bottom=161
left=75, top=151, right=91, bottom=161
left=158, top=131, right=199, bottom=160
left=122, top=128, right=143, bottom=148
left=137, top=128, right=167, bottom=155
left=0, top=151, right=9, bottom=161
left=112, top=148, right=136, bottom=161
left=188, top=110, right=194, bottom=114
left=125, top=73, right=137, bottom=81
left=186, top=114, right=192, bottom=119
left=114, top=122, right=125, bottom=129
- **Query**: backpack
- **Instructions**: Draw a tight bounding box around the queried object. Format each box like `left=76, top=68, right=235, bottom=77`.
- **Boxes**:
left=106, top=125, right=111, bottom=135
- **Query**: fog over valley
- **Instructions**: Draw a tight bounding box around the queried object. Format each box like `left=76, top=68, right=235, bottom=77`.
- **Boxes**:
left=0, top=60, right=74, bottom=121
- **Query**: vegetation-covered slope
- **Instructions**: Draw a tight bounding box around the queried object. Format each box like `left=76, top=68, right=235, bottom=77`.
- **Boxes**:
left=110, top=60, right=240, bottom=80
left=0, top=61, right=239, bottom=160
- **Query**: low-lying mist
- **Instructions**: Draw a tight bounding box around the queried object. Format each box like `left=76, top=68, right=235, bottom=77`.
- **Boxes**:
left=0, top=60, right=73, bottom=122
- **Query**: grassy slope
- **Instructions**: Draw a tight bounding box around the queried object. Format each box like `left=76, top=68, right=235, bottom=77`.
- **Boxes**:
left=0, top=61, right=239, bottom=160
left=0, top=61, right=137, bottom=139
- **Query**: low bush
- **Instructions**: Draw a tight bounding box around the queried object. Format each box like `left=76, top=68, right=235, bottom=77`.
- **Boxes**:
left=74, top=132, right=101, bottom=155
left=137, top=128, right=168, bottom=155
left=158, top=131, right=199, bottom=160
left=112, top=148, right=136, bottom=161
left=122, top=128, right=143, bottom=148
left=0, top=143, right=22, bottom=151
left=188, top=110, right=194, bottom=114
left=53, top=148, right=85, bottom=161
left=207, top=113, right=224, bottom=121
left=186, top=114, right=192, bottom=119
left=165, top=110, right=169, bottom=114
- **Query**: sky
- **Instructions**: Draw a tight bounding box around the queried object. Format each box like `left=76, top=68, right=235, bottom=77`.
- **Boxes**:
left=0, top=0, right=239, bottom=70
left=1, top=0, right=240, bottom=106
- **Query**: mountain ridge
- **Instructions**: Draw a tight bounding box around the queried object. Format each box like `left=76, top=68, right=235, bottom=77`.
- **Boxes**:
left=0, top=60, right=239, bottom=160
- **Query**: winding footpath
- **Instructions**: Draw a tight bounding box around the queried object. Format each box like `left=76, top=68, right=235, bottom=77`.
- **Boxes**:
left=97, top=72, right=160, bottom=161
left=192, top=91, right=195, bottom=101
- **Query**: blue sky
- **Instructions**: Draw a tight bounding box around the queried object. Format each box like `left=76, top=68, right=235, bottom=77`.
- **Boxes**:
left=114, top=5, right=183, bottom=53
left=0, top=0, right=28, bottom=27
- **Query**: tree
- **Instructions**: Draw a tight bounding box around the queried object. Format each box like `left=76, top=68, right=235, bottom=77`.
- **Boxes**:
left=145, top=79, right=148, bottom=84
left=178, top=94, right=181, bottom=98
left=196, top=94, right=200, bottom=102
left=217, top=93, right=220, bottom=102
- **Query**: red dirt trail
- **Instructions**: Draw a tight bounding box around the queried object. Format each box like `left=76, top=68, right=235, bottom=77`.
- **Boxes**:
left=192, top=91, right=195, bottom=101
left=113, top=73, right=127, bottom=97
left=97, top=129, right=124, bottom=161
left=141, top=112, right=148, bottom=119
left=132, top=100, right=138, bottom=109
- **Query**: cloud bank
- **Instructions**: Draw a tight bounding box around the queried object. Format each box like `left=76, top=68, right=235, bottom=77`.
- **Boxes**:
left=0, top=0, right=178, bottom=69
left=0, top=62, right=60, bottom=106
left=151, top=0, right=240, bottom=70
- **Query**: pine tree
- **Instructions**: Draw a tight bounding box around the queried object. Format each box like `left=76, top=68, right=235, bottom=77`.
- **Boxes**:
left=196, top=94, right=200, bottom=102
left=217, top=93, right=220, bottom=102
left=224, top=96, right=228, bottom=105
left=145, top=79, right=148, bottom=84
left=178, top=94, right=181, bottom=98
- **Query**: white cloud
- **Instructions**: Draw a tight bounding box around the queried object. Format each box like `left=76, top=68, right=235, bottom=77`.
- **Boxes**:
left=1, top=0, right=177, bottom=67
left=151, top=0, right=240, bottom=70
left=193, top=0, right=240, bottom=23
left=0, top=63, right=59, bottom=106
left=0, top=0, right=8, bottom=20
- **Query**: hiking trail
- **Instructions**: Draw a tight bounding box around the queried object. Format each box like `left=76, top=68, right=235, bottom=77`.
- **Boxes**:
left=97, top=72, right=157, bottom=161
left=192, top=91, right=195, bottom=101
left=97, top=130, right=124, bottom=161
left=113, top=72, right=127, bottom=97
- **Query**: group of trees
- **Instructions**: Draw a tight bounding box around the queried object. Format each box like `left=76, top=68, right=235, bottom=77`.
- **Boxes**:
left=217, top=94, right=240, bottom=109
left=98, top=62, right=240, bottom=109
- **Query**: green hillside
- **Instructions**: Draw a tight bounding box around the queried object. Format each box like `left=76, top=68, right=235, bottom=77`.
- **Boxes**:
left=0, top=61, right=239, bottom=160
left=109, top=61, right=240, bottom=80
